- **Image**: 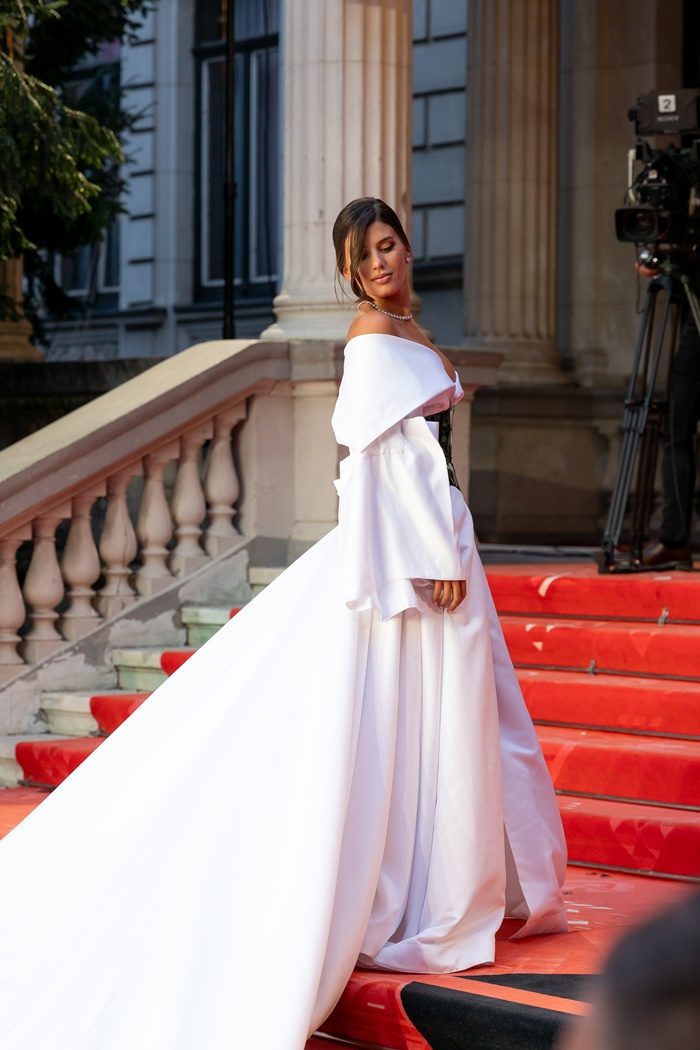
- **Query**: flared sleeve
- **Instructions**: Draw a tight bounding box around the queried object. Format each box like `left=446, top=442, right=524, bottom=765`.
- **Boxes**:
left=331, top=334, right=475, bottom=621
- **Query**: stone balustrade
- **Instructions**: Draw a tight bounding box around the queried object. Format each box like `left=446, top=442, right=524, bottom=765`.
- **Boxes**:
left=0, top=339, right=290, bottom=683
left=0, top=337, right=502, bottom=687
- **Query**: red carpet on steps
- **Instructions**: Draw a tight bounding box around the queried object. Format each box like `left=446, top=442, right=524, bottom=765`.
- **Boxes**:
left=3, top=554, right=700, bottom=1049
left=8, top=562, right=700, bottom=884
left=486, top=563, right=700, bottom=622
left=559, top=796, right=700, bottom=879
left=15, top=737, right=102, bottom=787
left=313, top=870, right=693, bottom=1050
left=0, top=788, right=691, bottom=1050
left=538, top=725, right=700, bottom=807
left=160, top=650, right=194, bottom=675
left=501, top=616, right=700, bottom=677
left=0, top=787, right=49, bottom=838
left=517, top=669, right=700, bottom=737
left=90, top=693, right=148, bottom=735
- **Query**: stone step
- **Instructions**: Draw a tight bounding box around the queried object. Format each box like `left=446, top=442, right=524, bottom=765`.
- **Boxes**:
left=40, top=692, right=100, bottom=737
left=248, top=565, right=284, bottom=596
left=180, top=604, right=242, bottom=645
left=0, top=735, right=51, bottom=787
left=111, top=647, right=185, bottom=691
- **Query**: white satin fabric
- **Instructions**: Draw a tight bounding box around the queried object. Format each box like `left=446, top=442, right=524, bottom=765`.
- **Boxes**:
left=0, top=333, right=566, bottom=1049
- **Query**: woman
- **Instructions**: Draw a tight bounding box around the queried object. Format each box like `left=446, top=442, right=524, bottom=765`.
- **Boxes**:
left=0, top=198, right=566, bottom=1049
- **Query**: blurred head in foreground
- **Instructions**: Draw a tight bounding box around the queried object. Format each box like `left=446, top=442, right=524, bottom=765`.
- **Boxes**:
left=558, top=891, right=700, bottom=1050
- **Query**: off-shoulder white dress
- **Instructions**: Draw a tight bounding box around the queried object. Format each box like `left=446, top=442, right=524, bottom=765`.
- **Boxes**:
left=0, top=333, right=567, bottom=1049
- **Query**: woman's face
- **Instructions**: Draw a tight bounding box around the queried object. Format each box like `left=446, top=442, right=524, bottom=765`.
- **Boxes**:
left=344, top=220, right=410, bottom=300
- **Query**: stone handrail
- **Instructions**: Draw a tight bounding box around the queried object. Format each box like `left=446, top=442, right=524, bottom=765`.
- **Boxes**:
left=0, top=337, right=502, bottom=686
left=0, top=339, right=290, bottom=682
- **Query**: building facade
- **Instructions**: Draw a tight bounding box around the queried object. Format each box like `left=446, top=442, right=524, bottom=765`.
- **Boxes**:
left=38, top=0, right=699, bottom=545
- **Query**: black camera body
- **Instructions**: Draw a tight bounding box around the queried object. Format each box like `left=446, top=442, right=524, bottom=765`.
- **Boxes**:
left=615, top=90, right=700, bottom=257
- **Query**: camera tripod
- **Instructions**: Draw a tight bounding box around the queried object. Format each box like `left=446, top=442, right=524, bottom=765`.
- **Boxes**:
left=600, top=267, right=700, bottom=572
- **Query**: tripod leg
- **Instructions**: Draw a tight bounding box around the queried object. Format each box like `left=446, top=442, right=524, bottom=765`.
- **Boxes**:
left=601, top=284, right=659, bottom=567
left=681, top=275, right=700, bottom=338
left=627, top=291, right=676, bottom=565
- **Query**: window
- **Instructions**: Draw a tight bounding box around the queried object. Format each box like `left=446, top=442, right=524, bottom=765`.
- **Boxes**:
left=56, top=225, right=120, bottom=299
left=54, top=44, right=122, bottom=305
left=195, top=0, right=280, bottom=299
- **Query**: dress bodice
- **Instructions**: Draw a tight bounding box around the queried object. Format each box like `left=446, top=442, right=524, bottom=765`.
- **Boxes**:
left=425, top=404, right=461, bottom=492
left=416, top=369, right=463, bottom=493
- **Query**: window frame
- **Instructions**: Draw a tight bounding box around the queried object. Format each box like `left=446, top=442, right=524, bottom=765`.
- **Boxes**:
left=53, top=227, right=120, bottom=301
left=193, top=25, right=280, bottom=304
left=52, top=59, right=122, bottom=309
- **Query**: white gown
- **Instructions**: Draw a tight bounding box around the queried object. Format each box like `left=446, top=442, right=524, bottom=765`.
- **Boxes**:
left=0, top=333, right=567, bottom=1049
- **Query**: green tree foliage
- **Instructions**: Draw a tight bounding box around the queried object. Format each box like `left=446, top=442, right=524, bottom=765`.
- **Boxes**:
left=0, top=0, right=151, bottom=326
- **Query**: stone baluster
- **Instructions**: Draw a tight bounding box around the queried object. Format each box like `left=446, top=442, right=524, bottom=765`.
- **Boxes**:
left=59, top=487, right=106, bottom=641
left=135, top=442, right=178, bottom=596
left=204, top=406, right=246, bottom=556
left=170, top=422, right=212, bottom=576
left=0, top=525, right=31, bottom=680
left=21, top=505, right=70, bottom=663
left=95, top=468, right=141, bottom=619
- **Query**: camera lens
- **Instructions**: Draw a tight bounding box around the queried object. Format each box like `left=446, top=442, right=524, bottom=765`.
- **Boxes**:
left=615, top=206, right=660, bottom=243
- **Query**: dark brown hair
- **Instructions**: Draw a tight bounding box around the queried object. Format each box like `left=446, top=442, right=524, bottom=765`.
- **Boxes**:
left=332, top=197, right=412, bottom=302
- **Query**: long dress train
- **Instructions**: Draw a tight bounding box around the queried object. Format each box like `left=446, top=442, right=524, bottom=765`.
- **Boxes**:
left=0, top=333, right=567, bottom=1048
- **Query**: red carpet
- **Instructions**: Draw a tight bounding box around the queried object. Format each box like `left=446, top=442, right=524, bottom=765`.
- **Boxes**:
left=15, top=737, right=102, bottom=788
left=0, top=787, right=48, bottom=839
left=501, top=615, right=700, bottom=677
left=487, top=563, right=700, bottom=622
left=90, top=693, right=148, bottom=735
left=8, top=563, right=700, bottom=885
left=2, top=561, right=698, bottom=1048
left=559, top=795, right=700, bottom=878
left=539, top=725, right=700, bottom=807
left=317, top=869, right=692, bottom=1050
left=517, top=669, right=700, bottom=737
left=160, top=650, right=195, bottom=675
left=491, top=563, right=700, bottom=883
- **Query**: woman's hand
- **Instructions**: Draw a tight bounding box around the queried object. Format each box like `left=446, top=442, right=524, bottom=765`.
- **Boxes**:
left=432, top=579, right=467, bottom=612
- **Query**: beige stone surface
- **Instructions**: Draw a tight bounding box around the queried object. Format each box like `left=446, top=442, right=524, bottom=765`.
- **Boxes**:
left=464, top=0, right=564, bottom=385
left=263, top=0, right=414, bottom=339
left=0, top=339, right=289, bottom=535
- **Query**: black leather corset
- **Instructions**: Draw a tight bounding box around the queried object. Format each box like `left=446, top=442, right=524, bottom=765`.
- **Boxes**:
left=424, top=406, right=461, bottom=492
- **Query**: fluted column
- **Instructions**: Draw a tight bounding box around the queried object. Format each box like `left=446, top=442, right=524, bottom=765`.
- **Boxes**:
left=262, top=0, right=413, bottom=340
left=464, top=0, right=565, bottom=384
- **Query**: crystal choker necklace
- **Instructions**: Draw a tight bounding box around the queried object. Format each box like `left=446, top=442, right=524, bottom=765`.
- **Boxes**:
left=360, top=299, right=413, bottom=322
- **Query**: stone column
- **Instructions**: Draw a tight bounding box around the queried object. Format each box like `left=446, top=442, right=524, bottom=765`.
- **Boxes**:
left=558, top=0, right=684, bottom=386
left=464, top=0, right=564, bottom=384
left=262, top=0, right=413, bottom=340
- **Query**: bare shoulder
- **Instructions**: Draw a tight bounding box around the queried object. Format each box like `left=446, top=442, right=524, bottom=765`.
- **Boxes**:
left=346, top=308, right=400, bottom=343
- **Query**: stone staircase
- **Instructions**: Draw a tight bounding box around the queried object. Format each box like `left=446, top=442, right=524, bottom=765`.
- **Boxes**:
left=2, top=562, right=699, bottom=883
